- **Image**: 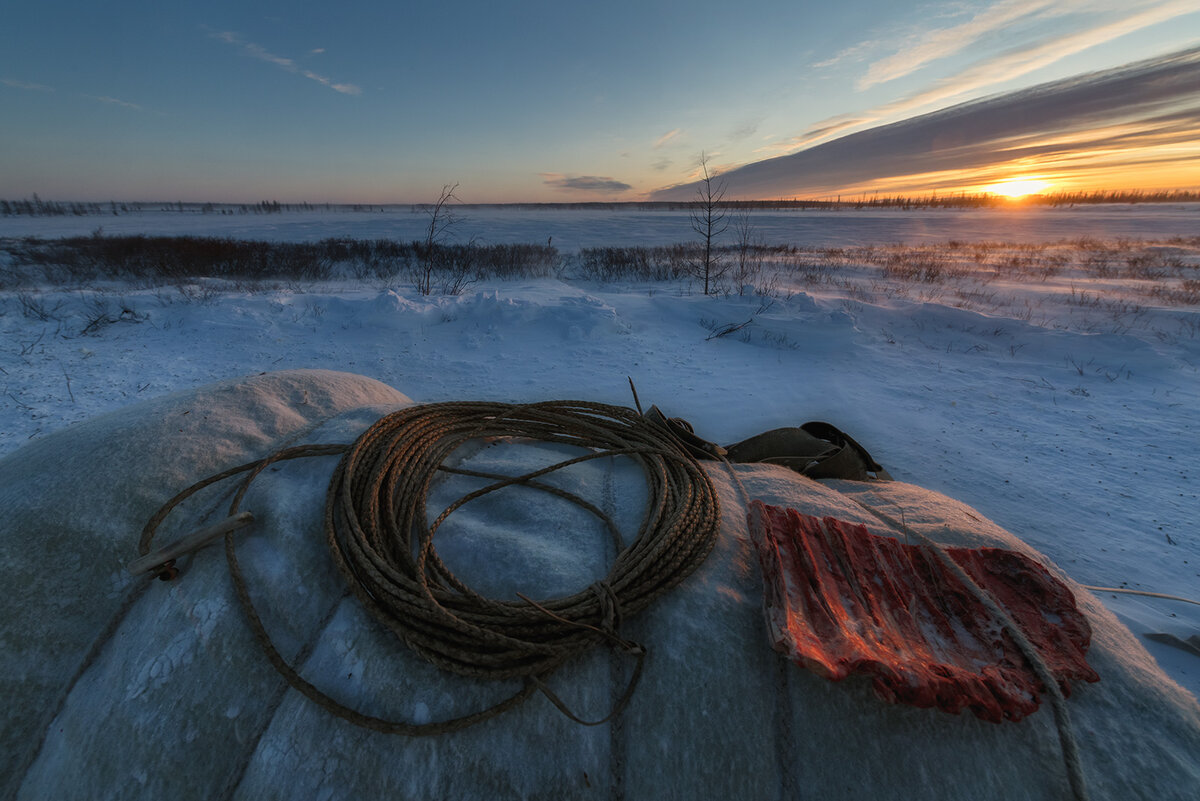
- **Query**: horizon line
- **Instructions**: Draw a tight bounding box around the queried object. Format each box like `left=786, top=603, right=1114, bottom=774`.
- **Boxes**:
left=3, top=188, right=1200, bottom=212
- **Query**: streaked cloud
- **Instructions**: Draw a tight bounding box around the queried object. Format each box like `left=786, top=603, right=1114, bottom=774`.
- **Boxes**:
left=542, top=173, right=633, bottom=194
left=89, top=95, right=141, bottom=110
left=211, top=30, right=361, bottom=95
left=669, top=155, right=737, bottom=185
left=882, top=0, right=1200, bottom=115
left=2, top=78, right=54, bottom=91
left=727, top=119, right=761, bottom=143
left=754, top=116, right=870, bottom=156
left=301, top=70, right=361, bottom=96
left=5, top=76, right=143, bottom=110
left=653, top=128, right=684, bottom=149
left=212, top=30, right=294, bottom=71
left=859, top=0, right=1062, bottom=89
left=652, top=46, right=1200, bottom=200
left=774, top=0, right=1198, bottom=157
left=812, top=39, right=879, bottom=70
left=838, top=1, right=1176, bottom=91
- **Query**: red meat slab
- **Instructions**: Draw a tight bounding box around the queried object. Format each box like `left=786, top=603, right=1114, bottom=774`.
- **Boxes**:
left=748, top=502, right=1099, bottom=722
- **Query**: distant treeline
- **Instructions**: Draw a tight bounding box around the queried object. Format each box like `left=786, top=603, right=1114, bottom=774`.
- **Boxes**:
left=0, top=234, right=560, bottom=286
left=3, top=189, right=1199, bottom=217
left=0, top=196, right=346, bottom=217
left=469, top=190, right=1200, bottom=211
left=824, top=189, right=1200, bottom=209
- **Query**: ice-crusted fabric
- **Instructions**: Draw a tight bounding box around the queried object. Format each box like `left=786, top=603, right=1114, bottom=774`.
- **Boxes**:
left=748, top=501, right=1099, bottom=722
left=4, top=373, right=1200, bottom=801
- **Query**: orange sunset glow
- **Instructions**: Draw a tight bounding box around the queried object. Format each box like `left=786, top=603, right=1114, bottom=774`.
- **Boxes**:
left=990, top=179, right=1052, bottom=198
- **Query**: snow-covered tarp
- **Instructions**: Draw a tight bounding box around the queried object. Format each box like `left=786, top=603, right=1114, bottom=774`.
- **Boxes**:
left=2, top=370, right=1197, bottom=800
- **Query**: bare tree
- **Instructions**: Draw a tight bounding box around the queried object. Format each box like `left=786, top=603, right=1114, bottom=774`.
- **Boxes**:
left=732, top=208, right=763, bottom=296
left=690, top=154, right=728, bottom=295
left=416, top=183, right=460, bottom=295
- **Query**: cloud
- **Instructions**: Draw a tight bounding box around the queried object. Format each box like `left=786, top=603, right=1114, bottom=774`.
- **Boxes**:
left=89, top=95, right=141, bottom=110
left=651, top=46, right=1200, bottom=200
left=5, top=76, right=145, bottom=110
left=213, top=30, right=294, bottom=69
left=301, top=70, right=362, bottom=96
left=2, top=78, right=54, bottom=91
left=727, top=119, right=762, bottom=143
left=812, top=38, right=882, bottom=69
left=211, top=30, right=361, bottom=95
left=754, top=115, right=870, bottom=156
left=769, top=0, right=1198, bottom=157
left=838, top=1, right=1172, bottom=91
left=880, top=0, right=1199, bottom=115
left=542, top=174, right=633, bottom=194
left=858, top=0, right=1063, bottom=89
left=653, top=128, right=684, bottom=149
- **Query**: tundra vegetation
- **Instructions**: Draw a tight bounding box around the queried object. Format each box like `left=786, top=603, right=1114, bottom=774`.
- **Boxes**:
left=2, top=233, right=1197, bottom=328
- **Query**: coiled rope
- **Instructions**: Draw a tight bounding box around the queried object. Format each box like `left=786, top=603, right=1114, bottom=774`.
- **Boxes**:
left=140, top=400, right=721, bottom=734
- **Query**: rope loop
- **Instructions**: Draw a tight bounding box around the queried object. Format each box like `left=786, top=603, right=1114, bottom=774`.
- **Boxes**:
left=143, top=399, right=721, bottom=735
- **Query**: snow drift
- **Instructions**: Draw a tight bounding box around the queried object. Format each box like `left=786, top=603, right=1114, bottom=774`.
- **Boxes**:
left=1, top=370, right=1197, bottom=800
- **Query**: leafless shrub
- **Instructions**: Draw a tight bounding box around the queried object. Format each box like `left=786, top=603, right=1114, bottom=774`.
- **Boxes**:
left=1124, top=253, right=1169, bottom=280
left=1067, top=287, right=1104, bottom=308
left=17, top=292, right=64, bottom=321
left=882, top=255, right=945, bottom=283
left=952, top=288, right=999, bottom=311
left=702, top=317, right=753, bottom=340
left=415, top=184, right=461, bottom=296
left=470, top=243, right=559, bottom=279
left=173, top=281, right=223, bottom=305
left=780, top=254, right=835, bottom=287
left=576, top=245, right=697, bottom=282
left=1147, top=279, right=1200, bottom=306
left=690, top=154, right=728, bottom=295
left=731, top=210, right=764, bottom=295
left=80, top=295, right=146, bottom=335
left=0, top=234, right=566, bottom=292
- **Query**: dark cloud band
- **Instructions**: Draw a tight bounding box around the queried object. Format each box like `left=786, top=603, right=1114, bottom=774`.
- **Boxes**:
left=544, top=175, right=632, bottom=194
left=653, top=46, right=1200, bottom=199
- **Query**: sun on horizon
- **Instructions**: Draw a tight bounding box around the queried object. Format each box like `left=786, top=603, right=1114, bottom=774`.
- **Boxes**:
left=989, top=179, right=1052, bottom=199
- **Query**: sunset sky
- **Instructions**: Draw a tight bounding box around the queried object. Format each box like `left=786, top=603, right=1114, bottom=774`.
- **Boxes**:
left=2, top=1, right=1198, bottom=203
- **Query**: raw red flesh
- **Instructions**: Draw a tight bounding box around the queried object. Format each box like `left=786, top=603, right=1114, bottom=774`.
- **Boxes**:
left=748, top=502, right=1099, bottom=723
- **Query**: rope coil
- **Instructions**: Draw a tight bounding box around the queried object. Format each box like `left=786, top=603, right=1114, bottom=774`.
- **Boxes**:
left=141, top=400, right=721, bottom=734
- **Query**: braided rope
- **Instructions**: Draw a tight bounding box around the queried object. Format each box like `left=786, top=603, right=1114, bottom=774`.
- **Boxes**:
left=141, top=400, right=721, bottom=734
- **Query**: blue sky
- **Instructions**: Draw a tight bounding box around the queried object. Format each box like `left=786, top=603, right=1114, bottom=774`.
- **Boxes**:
left=2, top=1, right=1198, bottom=202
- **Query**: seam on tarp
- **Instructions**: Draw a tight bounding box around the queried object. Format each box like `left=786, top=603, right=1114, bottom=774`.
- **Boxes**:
left=604, top=457, right=627, bottom=801
left=8, top=578, right=152, bottom=801
left=220, top=591, right=351, bottom=801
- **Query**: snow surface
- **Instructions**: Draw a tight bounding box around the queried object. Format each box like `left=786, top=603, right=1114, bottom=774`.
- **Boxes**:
left=1, top=207, right=1198, bottom=703
left=2, top=203, right=1198, bottom=251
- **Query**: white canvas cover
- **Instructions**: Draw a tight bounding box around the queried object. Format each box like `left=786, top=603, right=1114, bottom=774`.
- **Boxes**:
left=1, top=370, right=1197, bottom=800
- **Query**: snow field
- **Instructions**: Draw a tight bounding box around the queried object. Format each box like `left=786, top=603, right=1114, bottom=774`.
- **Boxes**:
left=1, top=211, right=1198, bottom=701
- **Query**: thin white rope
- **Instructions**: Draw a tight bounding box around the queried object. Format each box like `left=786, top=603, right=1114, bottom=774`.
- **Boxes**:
left=852, top=502, right=1090, bottom=801
left=1082, top=585, right=1200, bottom=607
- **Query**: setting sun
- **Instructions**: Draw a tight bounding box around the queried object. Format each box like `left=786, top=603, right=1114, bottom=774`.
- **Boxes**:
left=990, top=179, right=1052, bottom=198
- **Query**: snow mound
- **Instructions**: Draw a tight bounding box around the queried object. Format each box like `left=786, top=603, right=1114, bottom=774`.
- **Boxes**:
left=443, top=289, right=630, bottom=341
left=1, top=370, right=1197, bottom=801
left=366, top=288, right=431, bottom=318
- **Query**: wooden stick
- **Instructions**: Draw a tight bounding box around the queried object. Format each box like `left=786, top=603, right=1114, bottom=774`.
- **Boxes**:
left=128, top=511, right=254, bottom=576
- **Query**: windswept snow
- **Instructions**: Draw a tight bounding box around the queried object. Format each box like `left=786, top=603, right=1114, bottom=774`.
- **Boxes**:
left=1, top=207, right=1197, bottom=700
left=2, top=203, right=1198, bottom=250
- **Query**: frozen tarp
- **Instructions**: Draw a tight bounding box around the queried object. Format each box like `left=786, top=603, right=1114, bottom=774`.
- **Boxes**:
left=1, top=370, right=1197, bottom=800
